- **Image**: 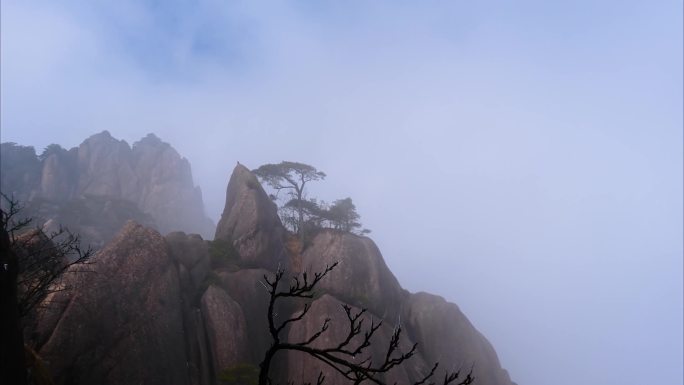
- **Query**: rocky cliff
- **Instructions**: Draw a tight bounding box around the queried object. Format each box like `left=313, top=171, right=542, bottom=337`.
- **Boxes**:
left=214, top=164, right=286, bottom=271
left=1, top=132, right=215, bottom=245
left=35, top=222, right=190, bottom=385
left=21, top=163, right=515, bottom=385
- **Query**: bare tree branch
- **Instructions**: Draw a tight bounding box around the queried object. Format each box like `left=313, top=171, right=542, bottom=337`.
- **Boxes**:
left=1, top=193, right=93, bottom=318
left=257, top=261, right=475, bottom=385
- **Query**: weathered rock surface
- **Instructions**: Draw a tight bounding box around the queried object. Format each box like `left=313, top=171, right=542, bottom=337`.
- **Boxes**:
left=37, top=222, right=190, bottom=385
left=213, top=166, right=515, bottom=385
left=301, top=229, right=407, bottom=318
left=215, top=163, right=286, bottom=270
left=285, top=294, right=430, bottom=384
left=217, top=268, right=273, bottom=365
left=166, top=231, right=210, bottom=289
left=40, top=148, right=78, bottom=201
left=0, top=132, right=215, bottom=245
left=130, top=134, right=214, bottom=238
left=77, top=131, right=137, bottom=199
left=201, top=285, right=250, bottom=377
left=403, top=292, right=516, bottom=385
left=186, top=308, right=213, bottom=385
left=16, top=162, right=517, bottom=385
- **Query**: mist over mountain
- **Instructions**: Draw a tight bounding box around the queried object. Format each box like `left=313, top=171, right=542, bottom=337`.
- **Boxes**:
left=3, top=132, right=515, bottom=385
left=1, top=131, right=215, bottom=247
left=2, top=2, right=681, bottom=385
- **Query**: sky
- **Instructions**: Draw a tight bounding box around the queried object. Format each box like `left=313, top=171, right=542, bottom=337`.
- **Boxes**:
left=2, top=1, right=682, bottom=384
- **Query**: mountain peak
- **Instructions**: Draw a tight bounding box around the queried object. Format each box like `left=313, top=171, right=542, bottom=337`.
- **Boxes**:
left=1, top=132, right=215, bottom=243
left=215, top=163, right=286, bottom=270
left=95, top=130, right=112, bottom=138
left=134, top=133, right=167, bottom=148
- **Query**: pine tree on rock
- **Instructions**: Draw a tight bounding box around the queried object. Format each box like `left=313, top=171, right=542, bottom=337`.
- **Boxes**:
left=253, top=162, right=326, bottom=242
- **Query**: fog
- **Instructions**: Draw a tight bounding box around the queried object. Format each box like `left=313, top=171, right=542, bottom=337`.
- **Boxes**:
left=2, top=1, right=682, bottom=384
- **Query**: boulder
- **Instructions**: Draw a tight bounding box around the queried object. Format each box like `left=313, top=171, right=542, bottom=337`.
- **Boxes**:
left=403, top=292, right=516, bottom=385
left=215, top=164, right=286, bottom=270
left=37, top=221, right=189, bottom=385
left=300, top=229, right=407, bottom=318
left=200, top=285, right=250, bottom=377
left=166, top=231, right=210, bottom=289
left=284, top=294, right=430, bottom=384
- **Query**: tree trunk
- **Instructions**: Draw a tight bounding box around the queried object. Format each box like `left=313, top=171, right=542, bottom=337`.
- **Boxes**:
left=0, top=227, right=27, bottom=385
left=259, top=345, right=278, bottom=385
left=297, top=189, right=305, bottom=245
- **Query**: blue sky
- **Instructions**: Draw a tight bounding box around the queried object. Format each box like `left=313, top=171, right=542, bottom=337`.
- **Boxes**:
left=2, top=1, right=682, bottom=385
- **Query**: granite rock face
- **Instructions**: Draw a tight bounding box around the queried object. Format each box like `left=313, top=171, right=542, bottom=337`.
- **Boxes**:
left=214, top=163, right=286, bottom=270
left=165, top=231, right=210, bottom=289
left=0, top=132, right=215, bottom=246
left=77, top=131, right=137, bottom=199
left=200, top=285, right=250, bottom=377
left=403, top=292, right=516, bottom=385
left=284, top=294, right=430, bottom=385
left=301, top=229, right=407, bottom=318
left=130, top=134, right=213, bottom=238
left=19, top=164, right=517, bottom=385
left=36, top=222, right=190, bottom=385
left=40, top=148, right=78, bottom=201
left=214, top=166, right=516, bottom=385
left=217, top=268, right=273, bottom=365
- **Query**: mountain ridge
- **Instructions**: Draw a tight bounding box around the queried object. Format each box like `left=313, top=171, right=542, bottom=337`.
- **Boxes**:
left=6, top=133, right=516, bottom=385
left=1, top=131, right=215, bottom=245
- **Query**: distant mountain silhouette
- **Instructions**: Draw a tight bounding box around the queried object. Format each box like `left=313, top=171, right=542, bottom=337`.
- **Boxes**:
left=1, top=131, right=215, bottom=247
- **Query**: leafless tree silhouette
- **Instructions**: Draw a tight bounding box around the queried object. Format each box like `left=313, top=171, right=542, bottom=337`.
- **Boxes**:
left=1, top=193, right=92, bottom=317
left=1, top=194, right=92, bottom=385
left=258, top=261, right=474, bottom=385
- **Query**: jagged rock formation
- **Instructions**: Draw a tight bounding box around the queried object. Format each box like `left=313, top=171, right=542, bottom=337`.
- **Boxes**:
left=129, top=133, right=212, bottom=238
left=40, top=147, right=78, bottom=201
left=0, top=132, right=215, bottom=246
left=36, top=222, right=189, bottom=385
left=212, top=164, right=515, bottom=385
left=21, top=163, right=515, bottom=385
left=214, top=163, right=286, bottom=271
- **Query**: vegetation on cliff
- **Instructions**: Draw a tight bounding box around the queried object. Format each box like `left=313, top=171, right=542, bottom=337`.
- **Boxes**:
left=253, top=161, right=370, bottom=242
